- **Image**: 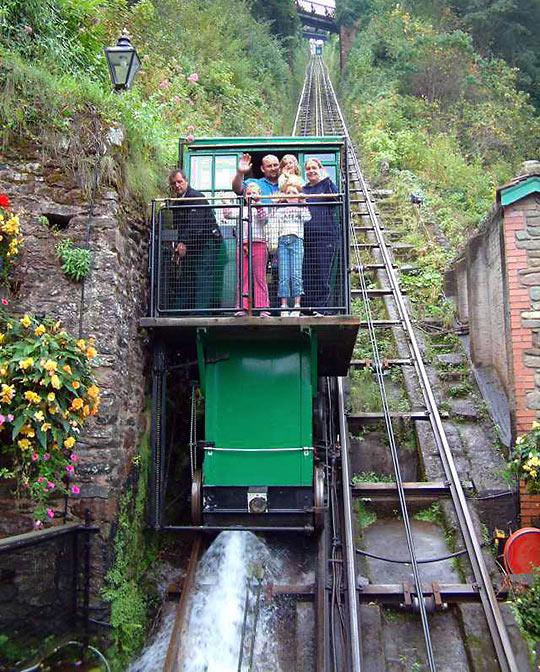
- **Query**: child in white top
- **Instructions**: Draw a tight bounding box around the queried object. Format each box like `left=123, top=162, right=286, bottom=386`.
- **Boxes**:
left=272, top=176, right=311, bottom=317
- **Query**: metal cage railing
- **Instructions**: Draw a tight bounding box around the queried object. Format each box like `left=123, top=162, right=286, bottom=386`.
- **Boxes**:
left=149, top=195, right=350, bottom=317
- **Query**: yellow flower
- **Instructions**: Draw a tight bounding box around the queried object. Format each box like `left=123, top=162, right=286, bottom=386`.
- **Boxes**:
left=34, top=324, right=46, bottom=336
left=0, top=366, right=6, bottom=376
left=83, top=404, right=91, bottom=416
left=64, top=436, right=76, bottom=449
left=0, top=333, right=4, bottom=344
left=48, top=406, right=58, bottom=415
left=50, top=375, right=61, bottom=390
left=20, top=315, right=31, bottom=328
left=47, top=392, right=56, bottom=401
left=17, top=438, right=32, bottom=451
left=87, top=385, right=100, bottom=399
left=76, top=339, right=86, bottom=351
left=23, top=390, right=41, bottom=404
left=41, top=423, right=51, bottom=432
left=516, top=436, right=525, bottom=445
left=43, top=359, right=57, bottom=372
left=63, top=365, right=72, bottom=375
left=72, top=380, right=80, bottom=390
left=20, top=425, right=35, bottom=437
left=530, top=469, right=537, bottom=478
left=19, top=357, right=34, bottom=370
left=86, top=346, right=97, bottom=359
left=532, top=421, right=540, bottom=431
left=34, top=410, right=45, bottom=422
left=0, top=384, right=15, bottom=403
left=71, top=398, right=84, bottom=411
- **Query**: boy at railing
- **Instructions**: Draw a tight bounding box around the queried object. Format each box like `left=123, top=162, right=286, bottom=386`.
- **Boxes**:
left=269, top=176, right=311, bottom=317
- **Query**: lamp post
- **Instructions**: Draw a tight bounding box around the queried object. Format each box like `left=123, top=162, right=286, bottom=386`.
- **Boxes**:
left=104, top=31, right=141, bottom=91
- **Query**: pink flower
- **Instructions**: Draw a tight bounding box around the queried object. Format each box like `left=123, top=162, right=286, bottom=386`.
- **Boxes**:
left=71, top=485, right=80, bottom=495
left=186, top=134, right=195, bottom=143
left=187, top=73, right=199, bottom=83
left=0, top=415, right=4, bottom=425
left=159, top=78, right=170, bottom=89
left=7, top=414, right=13, bottom=421
left=172, top=95, right=180, bottom=103
left=43, top=453, right=50, bottom=461
left=37, top=476, right=45, bottom=483
left=66, top=464, right=75, bottom=473
left=188, top=98, right=195, bottom=106
left=46, top=508, right=54, bottom=519
left=34, top=520, right=42, bottom=530
left=31, top=452, right=39, bottom=462
left=1, top=298, right=8, bottom=305
left=47, top=481, right=55, bottom=490
left=70, top=453, right=78, bottom=462
left=24, top=25, right=33, bottom=35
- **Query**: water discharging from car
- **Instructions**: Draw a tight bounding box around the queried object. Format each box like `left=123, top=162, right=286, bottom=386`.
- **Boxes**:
left=128, top=531, right=282, bottom=672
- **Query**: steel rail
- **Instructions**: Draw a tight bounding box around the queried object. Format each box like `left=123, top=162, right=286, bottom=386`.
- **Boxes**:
left=294, top=55, right=363, bottom=672
left=315, top=58, right=518, bottom=672
left=337, top=377, right=363, bottom=672
left=311, top=57, right=437, bottom=671
left=314, top=60, right=439, bottom=669
left=163, top=536, right=202, bottom=672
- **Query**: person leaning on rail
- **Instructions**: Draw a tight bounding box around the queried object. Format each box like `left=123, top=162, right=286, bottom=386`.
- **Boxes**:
left=162, top=169, right=224, bottom=312
left=232, top=153, right=280, bottom=203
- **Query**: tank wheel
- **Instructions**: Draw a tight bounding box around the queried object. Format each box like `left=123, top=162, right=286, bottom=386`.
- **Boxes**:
left=191, top=469, right=203, bottom=526
left=313, top=466, right=325, bottom=532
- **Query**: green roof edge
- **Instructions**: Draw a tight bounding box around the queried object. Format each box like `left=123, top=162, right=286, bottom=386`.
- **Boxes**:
left=500, top=176, right=540, bottom=207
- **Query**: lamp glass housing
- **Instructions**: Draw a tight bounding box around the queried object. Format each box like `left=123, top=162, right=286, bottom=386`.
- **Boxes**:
left=104, top=38, right=141, bottom=90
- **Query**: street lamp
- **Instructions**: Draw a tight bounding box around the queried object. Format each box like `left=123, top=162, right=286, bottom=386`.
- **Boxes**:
left=104, top=31, right=141, bottom=91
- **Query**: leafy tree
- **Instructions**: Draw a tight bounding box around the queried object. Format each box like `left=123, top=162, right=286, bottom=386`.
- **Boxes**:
left=336, top=0, right=375, bottom=27
left=452, top=0, right=540, bottom=104
left=249, top=0, right=300, bottom=55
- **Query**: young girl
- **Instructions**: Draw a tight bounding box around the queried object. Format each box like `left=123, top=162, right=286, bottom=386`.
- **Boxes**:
left=278, top=154, right=300, bottom=190
left=226, top=182, right=270, bottom=316
left=272, top=175, right=311, bottom=317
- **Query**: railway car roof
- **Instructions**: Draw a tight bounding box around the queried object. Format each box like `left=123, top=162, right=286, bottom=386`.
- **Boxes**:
left=182, top=135, right=345, bottom=149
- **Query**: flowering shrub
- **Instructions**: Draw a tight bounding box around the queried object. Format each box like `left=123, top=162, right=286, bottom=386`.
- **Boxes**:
left=0, top=194, right=24, bottom=279
left=509, top=422, right=540, bottom=494
left=0, top=309, right=100, bottom=524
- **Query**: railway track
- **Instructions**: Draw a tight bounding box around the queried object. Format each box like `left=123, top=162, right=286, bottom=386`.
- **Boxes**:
left=161, top=56, right=520, bottom=672
left=296, top=56, right=520, bottom=672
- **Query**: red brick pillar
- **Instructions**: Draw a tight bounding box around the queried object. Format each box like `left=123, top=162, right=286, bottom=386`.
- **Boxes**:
left=503, top=203, right=536, bottom=435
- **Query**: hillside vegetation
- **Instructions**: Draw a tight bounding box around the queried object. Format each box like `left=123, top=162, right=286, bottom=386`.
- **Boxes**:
left=335, top=0, right=540, bottom=281
left=0, top=0, right=304, bottom=203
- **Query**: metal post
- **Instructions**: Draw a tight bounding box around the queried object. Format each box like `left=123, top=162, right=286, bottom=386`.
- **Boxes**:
left=71, top=531, right=79, bottom=621
left=238, top=200, right=244, bottom=313
left=149, top=200, right=158, bottom=317
left=247, top=200, right=253, bottom=315
left=83, top=509, right=91, bottom=648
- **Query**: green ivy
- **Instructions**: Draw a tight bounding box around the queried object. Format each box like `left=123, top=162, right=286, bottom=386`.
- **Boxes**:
left=56, top=239, right=91, bottom=282
left=102, top=411, right=157, bottom=671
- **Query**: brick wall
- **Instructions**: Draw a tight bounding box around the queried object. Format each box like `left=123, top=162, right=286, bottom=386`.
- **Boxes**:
left=504, top=204, right=537, bottom=434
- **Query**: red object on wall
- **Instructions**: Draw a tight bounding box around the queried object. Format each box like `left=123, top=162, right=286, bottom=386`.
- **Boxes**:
left=503, top=527, right=540, bottom=573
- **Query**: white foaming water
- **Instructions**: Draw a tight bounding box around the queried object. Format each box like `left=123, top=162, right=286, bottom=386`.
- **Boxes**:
left=128, top=531, right=282, bottom=672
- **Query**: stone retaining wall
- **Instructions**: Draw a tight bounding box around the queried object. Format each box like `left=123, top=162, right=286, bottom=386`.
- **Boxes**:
left=0, top=142, right=149, bottom=591
left=446, top=172, right=540, bottom=440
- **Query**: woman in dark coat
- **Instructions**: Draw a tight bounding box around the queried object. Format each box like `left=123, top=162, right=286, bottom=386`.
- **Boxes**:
left=302, top=158, right=339, bottom=312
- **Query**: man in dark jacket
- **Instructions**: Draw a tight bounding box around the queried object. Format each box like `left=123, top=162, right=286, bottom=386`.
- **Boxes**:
left=161, top=169, right=223, bottom=311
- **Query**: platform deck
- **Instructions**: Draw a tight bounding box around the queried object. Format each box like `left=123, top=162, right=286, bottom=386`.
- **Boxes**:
left=140, top=315, right=360, bottom=376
